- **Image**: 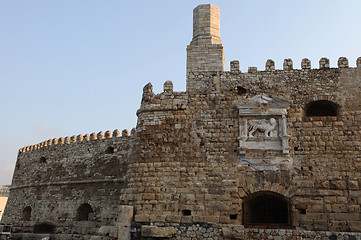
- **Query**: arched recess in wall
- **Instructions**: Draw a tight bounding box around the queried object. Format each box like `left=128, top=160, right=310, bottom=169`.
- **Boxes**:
left=33, top=222, right=56, bottom=233
left=243, top=191, right=291, bottom=227
left=22, top=206, right=32, bottom=221
left=76, top=203, right=94, bottom=221
left=305, top=100, right=340, bottom=117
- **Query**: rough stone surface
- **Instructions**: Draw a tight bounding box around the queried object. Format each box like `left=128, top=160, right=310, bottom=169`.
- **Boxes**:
left=2, top=3, right=361, bottom=240
left=141, top=226, right=177, bottom=238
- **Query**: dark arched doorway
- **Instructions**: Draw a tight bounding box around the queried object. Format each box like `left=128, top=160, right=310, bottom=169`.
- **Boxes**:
left=243, top=191, right=290, bottom=227
left=76, top=203, right=94, bottom=221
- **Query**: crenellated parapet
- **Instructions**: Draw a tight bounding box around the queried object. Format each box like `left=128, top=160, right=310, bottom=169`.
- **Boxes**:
left=18, top=128, right=136, bottom=154
left=138, top=81, right=188, bottom=115
left=228, top=57, right=360, bottom=73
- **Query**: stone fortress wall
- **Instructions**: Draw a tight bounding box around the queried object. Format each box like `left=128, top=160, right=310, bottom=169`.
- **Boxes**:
left=3, top=130, right=135, bottom=239
left=2, top=3, right=361, bottom=240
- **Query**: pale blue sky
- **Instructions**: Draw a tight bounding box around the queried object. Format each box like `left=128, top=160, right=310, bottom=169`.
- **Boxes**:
left=1, top=1, right=360, bottom=185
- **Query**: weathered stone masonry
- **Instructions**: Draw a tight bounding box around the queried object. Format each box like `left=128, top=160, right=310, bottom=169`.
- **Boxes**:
left=2, top=4, right=361, bottom=240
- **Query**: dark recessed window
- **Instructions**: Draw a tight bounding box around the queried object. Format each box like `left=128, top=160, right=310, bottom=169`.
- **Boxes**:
left=230, top=214, right=238, bottom=220
left=298, top=209, right=306, bottom=214
left=237, top=86, right=247, bottom=95
left=243, top=191, right=290, bottom=227
left=33, top=222, right=55, bottom=233
left=22, top=206, right=32, bottom=221
left=105, top=147, right=114, bottom=154
left=40, top=157, right=47, bottom=163
left=305, top=100, right=339, bottom=117
left=182, top=209, right=191, bottom=216
left=76, top=203, right=94, bottom=221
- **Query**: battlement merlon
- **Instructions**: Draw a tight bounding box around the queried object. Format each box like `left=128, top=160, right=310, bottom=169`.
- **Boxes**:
left=186, top=4, right=225, bottom=88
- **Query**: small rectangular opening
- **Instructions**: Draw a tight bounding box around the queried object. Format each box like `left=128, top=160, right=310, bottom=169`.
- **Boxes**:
left=182, top=210, right=191, bottom=216
left=230, top=214, right=238, bottom=220
left=298, top=209, right=306, bottom=215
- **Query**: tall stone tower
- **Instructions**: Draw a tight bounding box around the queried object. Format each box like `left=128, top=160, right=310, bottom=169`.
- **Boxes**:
left=186, top=4, right=225, bottom=91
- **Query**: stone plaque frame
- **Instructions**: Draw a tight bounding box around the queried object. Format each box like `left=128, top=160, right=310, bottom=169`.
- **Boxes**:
left=238, top=96, right=290, bottom=155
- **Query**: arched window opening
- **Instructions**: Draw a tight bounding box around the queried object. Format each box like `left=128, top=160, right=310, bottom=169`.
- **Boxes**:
left=243, top=191, right=290, bottom=227
left=305, top=100, right=339, bottom=117
left=237, top=86, right=247, bottom=95
left=76, top=203, right=94, bottom=221
left=22, top=206, right=32, bottom=221
left=33, top=222, right=56, bottom=233
left=105, top=146, right=114, bottom=154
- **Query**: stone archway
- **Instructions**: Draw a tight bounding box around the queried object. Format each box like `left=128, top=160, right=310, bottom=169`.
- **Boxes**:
left=243, top=191, right=291, bottom=227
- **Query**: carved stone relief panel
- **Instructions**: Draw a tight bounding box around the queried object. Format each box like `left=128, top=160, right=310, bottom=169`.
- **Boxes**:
left=237, top=95, right=292, bottom=170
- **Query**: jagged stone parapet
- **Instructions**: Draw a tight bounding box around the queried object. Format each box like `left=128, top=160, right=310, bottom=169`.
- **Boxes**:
left=105, top=130, right=112, bottom=139
left=301, top=58, right=311, bottom=69
left=283, top=59, right=293, bottom=70
left=77, top=134, right=84, bottom=142
left=230, top=60, right=240, bottom=72
left=122, top=129, right=129, bottom=137
left=319, top=57, right=330, bottom=69
left=356, top=57, right=361, bottom=68
left=338, top=57, right=349, bottom=68
left=143, top=82, right=153, bottom=94
left=225, top=56, right=358, bottom=72
left=142, top=83, right=155, bottom=103
left=248, top=67, right=257, bottom=73
left=90, top=133, right=97, bottom=140
left=113, top=129, right=121, bottom=137
left=131, top=128, right=136, bottom=136
left=18, top=127, right=136, bottom=153
left=97, top=131, right=104, bottom=140
left=163, top=81, right=173, bottom=93
left=265, top=59, right=275, bottom=71
left=84, top=134, right=90, bottom=142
